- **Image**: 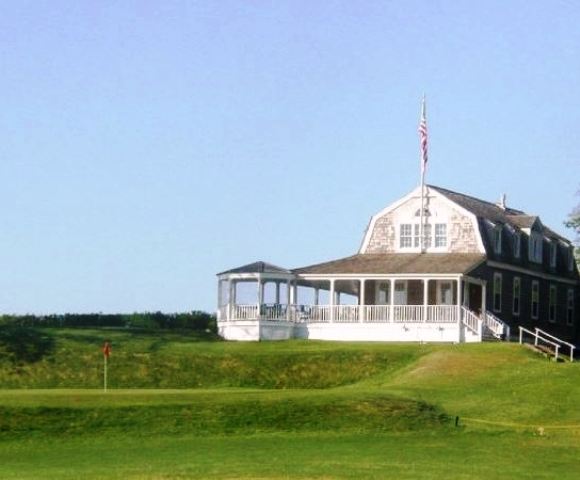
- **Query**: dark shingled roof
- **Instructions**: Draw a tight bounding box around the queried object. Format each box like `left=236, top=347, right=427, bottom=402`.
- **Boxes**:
left=293, top=253, right=486, bottom=275
left=429, top=185, right=569, bottom=243
left=218, top=261, right=292, bottom=275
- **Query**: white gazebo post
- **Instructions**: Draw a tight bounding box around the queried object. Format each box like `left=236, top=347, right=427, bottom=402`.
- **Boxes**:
left=257, top=278, right=264, bottom=320
left=228, top=280, right=236, bottom=321
left=286, top=279, right=292, bottom=321
left=359, top=279, right=366, bottom=323
left=329, top=279, right=336, bottom=323
left=423, top=279, right=429, bottom=322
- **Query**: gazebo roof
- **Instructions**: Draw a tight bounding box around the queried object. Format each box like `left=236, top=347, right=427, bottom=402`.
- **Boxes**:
left=217, top=261, right=292, bottom=276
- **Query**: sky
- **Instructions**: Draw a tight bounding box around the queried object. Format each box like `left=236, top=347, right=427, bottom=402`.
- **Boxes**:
left=1, top=1, right=579, bottom=314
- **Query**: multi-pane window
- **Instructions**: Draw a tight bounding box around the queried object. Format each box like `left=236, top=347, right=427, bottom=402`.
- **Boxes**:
left=549, top=285, right=557, bottom=323
left=529, top=234, right=543, bottom=263
left=400, top=223, right=445, bottom=250
left=567, top=289, right=574, bottom=326
left=400, top=224, right=412, bottom=248
left=435, top=224, right=447, bottom=247
left=531, top=281, right=539, bottom=319
left=494, top=227, right=502, bottom=254
left=550, top=242, right=557, bottom=268
left=513, top=233, right=521, bottom=258
left=512, top=277, right=521, bottom=316
left=493, top=273, right=502, bottom=312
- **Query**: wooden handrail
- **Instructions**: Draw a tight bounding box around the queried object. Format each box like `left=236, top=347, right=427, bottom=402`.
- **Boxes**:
left=519, top=326, right=561, bottom=361
left=534, top=328, right=575, bottom=362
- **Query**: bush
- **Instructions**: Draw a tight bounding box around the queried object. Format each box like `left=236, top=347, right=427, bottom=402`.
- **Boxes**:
left=0, top=311, right=217, bottom=333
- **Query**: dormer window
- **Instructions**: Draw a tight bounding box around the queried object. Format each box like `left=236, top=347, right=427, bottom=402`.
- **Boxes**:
left=550, top=242, right=557, bottom=268
left=513, top=232, right=521, bottom=258
left=529, top=233, right=543, bottom=263
left=494, top=226, right=502, bottom=254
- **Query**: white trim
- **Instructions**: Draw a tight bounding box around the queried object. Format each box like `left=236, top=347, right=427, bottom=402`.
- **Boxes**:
left=486, top=261, right=579, bottom=286
left=493, top=272, right=502, bottom=313
left=512, top=276, right=521, bottom=316
left=566, top=288, right=574, bottom=326
left=358, top=186, right=486, bottom=254
left=548, top=284, right=557, bottom=323
left=531, top=280, right=540, bottom=320
left=297, top=273, right=463, bottom=281
left=359, top=186, right=423, bottom=253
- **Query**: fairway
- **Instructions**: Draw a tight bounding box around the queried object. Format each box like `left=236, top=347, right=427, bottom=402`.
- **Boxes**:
left=1, top=330, right=579, bottom=478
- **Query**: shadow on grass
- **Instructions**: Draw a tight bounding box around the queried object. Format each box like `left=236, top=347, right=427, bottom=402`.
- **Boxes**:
left=0, top=326, right=55, bottom=364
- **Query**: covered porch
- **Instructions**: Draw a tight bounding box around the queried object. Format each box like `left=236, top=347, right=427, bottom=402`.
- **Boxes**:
left=216, top=256, right=491, bottom=342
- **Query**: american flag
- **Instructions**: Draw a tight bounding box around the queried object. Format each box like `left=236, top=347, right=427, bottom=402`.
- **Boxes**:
left=418, top=97, right=428, bottom=172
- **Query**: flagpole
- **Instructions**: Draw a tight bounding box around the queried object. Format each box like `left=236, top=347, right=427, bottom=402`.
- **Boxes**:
left=104, top=354, right=108, bottom=393
left=419, top=95, right=426, bottom=253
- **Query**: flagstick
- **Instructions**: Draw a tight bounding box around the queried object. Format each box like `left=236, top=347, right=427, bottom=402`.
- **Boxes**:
left=419, top=95, right=426, bottom=254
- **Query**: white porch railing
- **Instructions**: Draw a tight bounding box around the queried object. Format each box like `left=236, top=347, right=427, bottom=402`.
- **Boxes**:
left=427, top=305, right=460, bottom=322
left=223, top=304, right=467, bottom=324
left=363, top=305, right=391, bottom=323
left=483, top=311, right=510, bottom=340
left=231, top=305, right=259, bottom=320
left=461, top=306, right=482, bottom=336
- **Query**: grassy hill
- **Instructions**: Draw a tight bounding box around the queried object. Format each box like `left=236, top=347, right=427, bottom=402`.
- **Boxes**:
left=1, top=327, right=579, bottom=479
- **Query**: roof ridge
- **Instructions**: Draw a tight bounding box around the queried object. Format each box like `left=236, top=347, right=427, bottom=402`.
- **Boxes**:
left=428, top=184, right=526, bottom=216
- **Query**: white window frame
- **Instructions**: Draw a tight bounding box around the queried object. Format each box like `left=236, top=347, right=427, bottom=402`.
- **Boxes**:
left=550, top=242, right=557, bottom=268
left=493, top=273, right=502, bottom=313
left=548, top=284, right=557, bottom=323
left=513, top=232, right=521, bottom=259
left=531, top=280, right=539, bottom=320
left=398, top=222, right=447, bottom=252
left=512, top=277, right=521, bottom=316
left=567, top=289, right=574, bottom=326
left=400, top=224, right=413, bottom=248
left=494, top=227, right=502, bottom=254
left=435, top=223, right=447, bottom=248
left=529, top=234, right=543, bottom=264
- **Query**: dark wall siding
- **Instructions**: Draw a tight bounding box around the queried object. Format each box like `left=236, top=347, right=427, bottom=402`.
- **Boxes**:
left=469, top=263, right=579, bottom=343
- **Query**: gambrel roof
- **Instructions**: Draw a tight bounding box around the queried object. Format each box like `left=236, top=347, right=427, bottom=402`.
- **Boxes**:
left=429, top=185, right=570, bottom=243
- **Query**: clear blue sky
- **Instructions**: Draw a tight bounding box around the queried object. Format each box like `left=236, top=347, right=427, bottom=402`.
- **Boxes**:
left=1, top=1, right=578, bottom=314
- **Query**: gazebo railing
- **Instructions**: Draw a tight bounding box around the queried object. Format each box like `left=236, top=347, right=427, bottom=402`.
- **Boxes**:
left=224, top=304, right=465, bottom=324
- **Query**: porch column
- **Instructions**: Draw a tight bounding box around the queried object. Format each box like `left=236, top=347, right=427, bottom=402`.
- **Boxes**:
left=228, top=280, right=236, bottom=321
left=329, top=279, right=336, bottom=323
left=275, top=281, right=280, bottom=304
left=286, top=279, right=292, bottom=321
left=481, top=282, right=487, bottom=319
left=217, top=280, right=222, bottom=321
left=257, top=278, right=264, bottom=320
left=457, top=278, right=462, bottom=342
left=423, top=279, right=429, bottom=322
left=359, top=279, right=366, bottom=323
left=389, top=279, right=395, bottom=322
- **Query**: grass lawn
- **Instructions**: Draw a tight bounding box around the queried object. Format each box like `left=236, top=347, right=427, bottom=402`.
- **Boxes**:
left=0, top=329, right=579, bottom=478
